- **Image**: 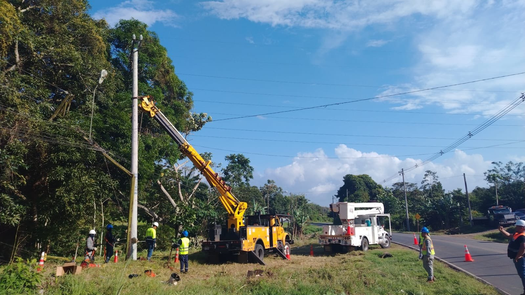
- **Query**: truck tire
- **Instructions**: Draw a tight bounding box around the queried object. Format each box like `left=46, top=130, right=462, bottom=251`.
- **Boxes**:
left=360, top=237, right=369, bottom=251
left=254, top=244, right=265, bottom=261
left=380, top=234, right=390, bottom=248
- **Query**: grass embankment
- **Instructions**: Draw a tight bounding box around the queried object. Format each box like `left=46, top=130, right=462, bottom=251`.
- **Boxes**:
left=473, top=226, right=514, bottom=243
left=35, top=241, right=499, bottom=295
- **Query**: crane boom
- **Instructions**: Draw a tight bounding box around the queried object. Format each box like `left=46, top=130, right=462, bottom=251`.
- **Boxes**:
left=139, top=96, right=247, bottom=231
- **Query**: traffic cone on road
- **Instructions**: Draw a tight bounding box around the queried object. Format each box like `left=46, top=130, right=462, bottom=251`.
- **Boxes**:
left=285, top=245, right=291, bottom=260
left=174, top=248, right=180, bottom=263
left=310, top=244, right=314, bottom=257
left=37, top=252, right=45, bottom=272
left=114, top=250, right=118, bottom=263
left=464, top=245, right=474, bottom=262
left=413, top=233, right=418, bottom=245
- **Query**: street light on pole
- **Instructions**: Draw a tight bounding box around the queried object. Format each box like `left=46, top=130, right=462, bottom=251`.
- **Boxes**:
left=89, top=69, right=108, bottom=143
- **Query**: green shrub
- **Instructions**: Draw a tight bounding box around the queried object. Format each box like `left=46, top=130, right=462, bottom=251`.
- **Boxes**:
left=0, top=258, right=41, bottom=295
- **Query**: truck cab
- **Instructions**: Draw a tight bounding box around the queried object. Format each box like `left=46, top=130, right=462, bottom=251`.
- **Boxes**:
left=488, top=205, right=516, bottom=226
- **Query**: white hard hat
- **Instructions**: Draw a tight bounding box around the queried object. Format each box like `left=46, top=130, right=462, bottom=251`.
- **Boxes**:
left=89, top=229, right=96, bottom=235
left=153, top=222, right=159, bottom=227
left=516, top=220, right=525, bottom=227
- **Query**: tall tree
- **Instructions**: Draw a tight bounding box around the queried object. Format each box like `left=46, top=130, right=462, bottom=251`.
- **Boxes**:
left=336, top=174, right=384, bottom=203
left=221, top=154, right=253, bottom=188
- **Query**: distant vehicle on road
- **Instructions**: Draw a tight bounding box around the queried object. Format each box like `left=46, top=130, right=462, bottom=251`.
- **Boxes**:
left=514, top=209, right=525, bottom=220
left=473, top=205, right=517, bottom=226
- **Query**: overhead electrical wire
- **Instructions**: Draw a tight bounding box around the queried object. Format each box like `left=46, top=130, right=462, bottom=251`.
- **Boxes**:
left=180, top=72, right=520, bottom=93
left=211, top=72, right=525, bottom=122
left=382, top=93, right=525, bottom=184
left=192, top=140, right=524, bottom=161
left=190, top=134, right=524, bottom=149
left=199, top=127, right=521, bottom=142
left=195, top=99, right=521, bottom=116
left=207, top=113, right=522, bottom=127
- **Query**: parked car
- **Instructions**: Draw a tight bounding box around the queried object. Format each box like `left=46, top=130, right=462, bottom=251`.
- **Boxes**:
left=515, top=209, right=525, bottom=220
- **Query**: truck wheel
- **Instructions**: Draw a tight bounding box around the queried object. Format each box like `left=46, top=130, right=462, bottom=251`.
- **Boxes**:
left=380, top=235, right=390, bottom=248
left=254, top=244, right=265, bottom=261
left=360, top=237, right=369, bottom=251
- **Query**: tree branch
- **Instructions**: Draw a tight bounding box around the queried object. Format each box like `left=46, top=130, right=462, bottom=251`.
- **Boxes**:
left=137, top=204, right=160, bottom=222
left=157, top=180, right=179, bottom=213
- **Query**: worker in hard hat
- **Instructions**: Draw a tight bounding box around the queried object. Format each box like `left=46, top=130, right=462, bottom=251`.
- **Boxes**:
left=173, top=230, right=190, bottom=273
left=146, top=222, right=159, bottom=261
left=500, top=219, right=525, bottom=294
left=84, top=229, right=97, bottom=263
left=418, top=227, right=435, bottom=282
left=104, top=224, right=116, bottom=263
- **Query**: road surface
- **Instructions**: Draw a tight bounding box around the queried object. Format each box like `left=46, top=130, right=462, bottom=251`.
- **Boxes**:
left=393, top=232, right=521, bottom=295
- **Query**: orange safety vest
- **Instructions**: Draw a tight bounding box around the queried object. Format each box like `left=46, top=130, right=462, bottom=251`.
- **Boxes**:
left=513, top=232, right=525, bottom=240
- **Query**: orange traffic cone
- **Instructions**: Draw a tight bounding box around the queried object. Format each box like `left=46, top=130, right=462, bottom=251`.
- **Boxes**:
left=114, top=250, right=118, bottom=263
left=464, top=245, right=474, bottom=262
left=174, top=248, right=180, bottom=263
left=285, top=245, right=291, bottom=260
left=413, top=233, right=418, bottom=245
left=37, top=252, right=45, bottom=272
left=310, top=244, right=314, bottom=257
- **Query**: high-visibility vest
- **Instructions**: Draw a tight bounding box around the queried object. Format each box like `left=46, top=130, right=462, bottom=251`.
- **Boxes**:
left=421, top=236, right=435, bottom=255
left=146, top=227, right=156, bottom=239
left=180, top=237, right=190, bottom=255
left=508, top=232, right=525, bottom=257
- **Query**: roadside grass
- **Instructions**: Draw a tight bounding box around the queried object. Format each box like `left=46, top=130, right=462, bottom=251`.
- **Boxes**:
left=473, top=226, right=514, bottom=243
left=397, top=225, right=492, bottom=236
left=34, top=242, right=499, bottom=295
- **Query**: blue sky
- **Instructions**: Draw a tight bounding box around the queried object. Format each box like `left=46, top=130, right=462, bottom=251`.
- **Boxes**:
left=89, top=0, right=525, bottom=205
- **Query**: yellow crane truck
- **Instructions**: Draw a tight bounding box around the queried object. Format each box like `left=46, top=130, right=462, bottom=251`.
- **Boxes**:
left=139, top=96, right=293, bottom=264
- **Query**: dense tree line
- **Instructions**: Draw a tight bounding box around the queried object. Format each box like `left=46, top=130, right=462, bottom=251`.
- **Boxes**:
left=0, top=0, right=327, bottom=262
left=335, top=161, right=524, bottom=231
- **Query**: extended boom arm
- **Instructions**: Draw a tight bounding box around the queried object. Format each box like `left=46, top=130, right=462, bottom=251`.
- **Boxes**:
left=139, top=96, right=247, bottom=231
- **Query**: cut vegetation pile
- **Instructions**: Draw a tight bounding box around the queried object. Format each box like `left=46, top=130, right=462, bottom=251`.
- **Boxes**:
left=16, top=242, right=499, bottom=295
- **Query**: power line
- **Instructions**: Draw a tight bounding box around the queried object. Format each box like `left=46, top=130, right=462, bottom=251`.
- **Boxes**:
left=190, top=134, right=524, bottom=149
left=382, top=93, right=525, bottom=184
left=199, top=127, right=521, bottom=142
left=194, top=99, right=522, bottom=117
left=192, top=140, right=524, bottom=161
left=211, top=72, right=525, bottom=121
left=180, top=72, right=520, bottom=93
left=207, top=113, right=523, bottom=127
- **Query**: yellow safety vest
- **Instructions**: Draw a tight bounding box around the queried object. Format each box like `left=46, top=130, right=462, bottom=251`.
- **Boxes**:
left=146, top=227, right=156, bottom=239
left=180, top=237, right=190, bottom=255
left=421, top=236, right=435, bottom=255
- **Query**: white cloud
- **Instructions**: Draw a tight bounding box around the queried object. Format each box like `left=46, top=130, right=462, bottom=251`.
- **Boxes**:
left=257, top=145, right=494, bottom=205
left=92, top=0, right=179, bottom=27
left=201, top=1, right=525, bottom=115
left=379, top=2, right=525, bottom=114
left=200, top=0, right=479, bottom=30
left=367, top=39, right=389, bottom=47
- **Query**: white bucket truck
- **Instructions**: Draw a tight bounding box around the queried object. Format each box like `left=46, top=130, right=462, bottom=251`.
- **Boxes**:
left=319, top=202, right=392, bottom=253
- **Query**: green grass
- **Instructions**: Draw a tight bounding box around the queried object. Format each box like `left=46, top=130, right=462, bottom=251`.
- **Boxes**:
left=26, top=239, right=500, bottom=295
left=473, top=226, right=514, bottom=243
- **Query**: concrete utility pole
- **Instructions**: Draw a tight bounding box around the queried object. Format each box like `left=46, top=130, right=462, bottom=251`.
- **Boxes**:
left=129, top=34, right=142, bottom=260
left=463, top=173, right=473, bottom=226
left=401, top=169, right=410, bottom=231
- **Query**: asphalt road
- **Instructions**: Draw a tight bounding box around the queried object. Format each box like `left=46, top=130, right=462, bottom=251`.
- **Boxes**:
left=393, top=232, right=521, bottom=295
